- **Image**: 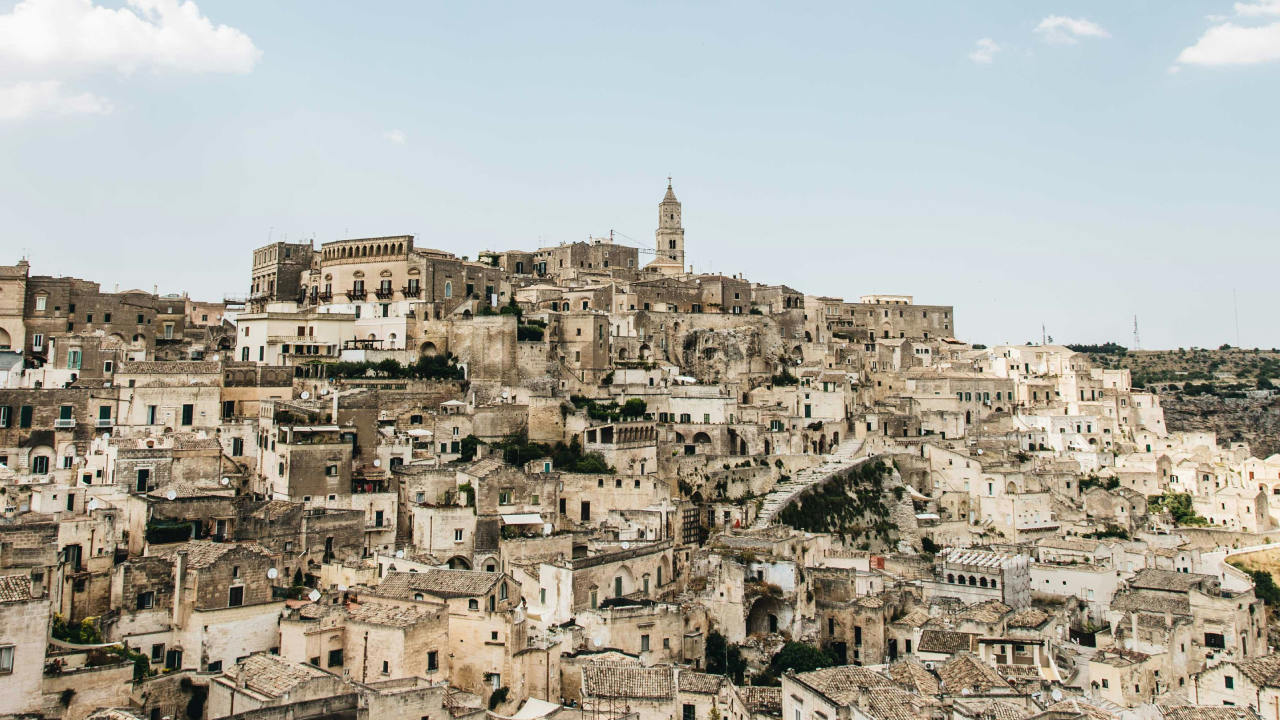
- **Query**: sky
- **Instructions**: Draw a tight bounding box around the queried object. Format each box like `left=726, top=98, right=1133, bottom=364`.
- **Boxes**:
left=1, top=0, right=1278, bottom=350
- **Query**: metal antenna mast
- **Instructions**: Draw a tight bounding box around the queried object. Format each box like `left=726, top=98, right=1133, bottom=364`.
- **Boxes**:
left=1133, top=315, right=1141, bottom=351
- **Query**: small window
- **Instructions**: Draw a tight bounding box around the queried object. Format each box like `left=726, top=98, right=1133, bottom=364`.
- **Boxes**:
left=207, top=660, right=222, bottom=673
left=228, top=586, right=244, bottom=607
left=137, top=591, right=155, bottom=610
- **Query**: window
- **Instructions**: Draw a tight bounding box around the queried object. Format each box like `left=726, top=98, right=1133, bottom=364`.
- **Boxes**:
left=641, top=634, right=650, bottom=652
left=146, top=405, right=157, bottom=424
left=500, top=583, right=508, bottom=600
left=151, top=644, right=165, bottom=663
left=427, top=651, right=438, bottom=671
left=31, top=456, right=48, bottom=475
left=137, top=591, right=155, bottom=610
left=36, top=296, right=46, bottom=311
left=382, top=660, right=389, bottom=675
left=0, top=406, right=8, bottom=428
left=455, top=528, right=464, bottom=542
left=328, top=649, right=344, bottom=668
left=499, top=490, right=513, bottom=505
left=228, top=586, right=244, bottom=607
left=1226, top=676, right=1235, bottom=689
left=181, top=404, right=194, bottom=426
left=32, top=333, right=43, bottom=350
left=1102, top=679, right=1109, bottom=688
left=684, top=706, right=697, bottom=720
left=1206, top=632, right=1226, bottom=649
left=207, top=660, right=222, bottom=673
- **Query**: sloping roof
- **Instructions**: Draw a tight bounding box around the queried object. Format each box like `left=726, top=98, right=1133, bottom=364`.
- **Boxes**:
left=1038, top=537, right=1104, bottom=552
left=1044, top=698, right=1118, bottom=720
left=1163, top=707, right=1260, bottom=720
left=347, top=601, right=436, bottom=628
left=958, top=600, right=1012, bottom=624
left=375, top=569, right=502, bottom=599
left=740, top=686, right=782, bottom=717
left=1236, top=655, right=1280, bottom=687
left=919, top=629, right=979, bottom=654
left=790, top=665, right=896, bottom=706
left=886, top=660, right=940, bottom=696
left=1006, top=607, right=1052, bottom=629
left=939, top=652, right=1011, bottom=692
left=857, top=687, right=928, bottom=720
left=678, top=671, right=724, bottom=694
left=1130, top=568, right=1214, bottom=592
left=221, top=653, right=330, bottom=698
left=955, top=699, right=1034, bottom=720
left=582, top=664, right=673, bottom=699
left=154, top=540, right=272, bottom=569
left=84, top=710, right=147, bottom=720
left=0, top=575, right=33, bottom=603
left=1111, top=590, right=1189, bottom=615
left=118, top=361, right=222, bottom=374
left=892, top=608, right=933, bottom=629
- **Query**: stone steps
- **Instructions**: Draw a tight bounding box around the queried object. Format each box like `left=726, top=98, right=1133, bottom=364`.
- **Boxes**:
left=749, top=441, right=867, bottom=530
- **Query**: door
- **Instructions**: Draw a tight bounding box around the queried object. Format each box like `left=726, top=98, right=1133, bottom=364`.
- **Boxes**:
left=888, top=638, right=898, bottom=662
left=136, top=468, right=150, bottom=492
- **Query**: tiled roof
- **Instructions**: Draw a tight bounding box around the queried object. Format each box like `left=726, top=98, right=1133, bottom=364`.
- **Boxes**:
left=221, top=653, right=330, bottom=698
left=740, top=686, right=782, bottom=717
left=886, top=660, right=940, bottom=696
left=374, top=570, right=502, bottom=599
left=958, top=600, right=1012, bottom=624
left=856, top=687, right=928, bottom=720
left=790, top=665, right=896, bottom=706
left=0, top=574, right=34, bottom=603
left=84, top=710, right=146, bottom=720
left=250, top=500, right=297, bottom=521
left=1006, top=607, right=1052, bottom=629
left=171, top=434, right=223, bottom=450
left=348, top=601, right=436, bottom=628
left=1044, top=698, right=1118, bottom=720
left=938, top=653, right=1011, bottom=693
left=154, top=540, right=272, bottom=569
left=1130, top=568, right=1215, bottom=592
left=955, top=699, right=1034, bottom=720
left=582, top=664, right=673, bottom=699
left=678, top=671, right=724, bottom=694
left=1163, top=707, right=1260, bottom=720
left=1236, top=655, right=1280, bottom=687
left=1038, top=537, right=1103, bottom=552
left=1111, top=591, right=1189, bottom=615
left=919, top=629, right=979, bottom=654
left=892, top=608, right=933, bottom=628
left=118, top=361, right=222, bottom=374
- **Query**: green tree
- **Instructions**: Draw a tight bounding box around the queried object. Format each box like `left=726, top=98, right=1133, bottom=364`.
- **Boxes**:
left=1250, top=569, right=1280, bottom=606
left=769, top=642, right=836, bottom=675
left=706, top=631, right=747, bottom=683
left=621, top=398, right=648, bottom=418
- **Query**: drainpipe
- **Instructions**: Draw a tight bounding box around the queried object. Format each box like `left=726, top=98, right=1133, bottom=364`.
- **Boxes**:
left=173, top=550, right=187, bottom=628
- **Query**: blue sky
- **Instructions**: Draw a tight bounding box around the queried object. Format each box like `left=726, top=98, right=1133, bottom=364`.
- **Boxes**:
left=1, top=1, right=1278, bottom=349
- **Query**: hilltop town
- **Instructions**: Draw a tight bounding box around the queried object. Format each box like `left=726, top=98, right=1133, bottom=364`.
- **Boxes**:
left=2, top=182, right=1279, bottom=720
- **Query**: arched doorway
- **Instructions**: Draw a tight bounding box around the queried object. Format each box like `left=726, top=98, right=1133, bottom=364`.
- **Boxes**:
left=420, top=341, right=438, bottom=356
left=747, top=596, right=791, bottom=636
left=447, top=556, right=472, bottom=570
left=692, top=432, right=711, bottom=445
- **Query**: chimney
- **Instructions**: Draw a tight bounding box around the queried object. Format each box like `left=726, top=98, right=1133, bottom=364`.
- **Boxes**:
left=1130, top=612, right=1139, bottom=649
left=173, top=550, right=188, bottom=627
left=30, top=568, right=45, bottom=598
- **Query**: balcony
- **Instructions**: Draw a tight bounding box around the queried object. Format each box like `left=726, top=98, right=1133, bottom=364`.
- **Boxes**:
left=401, top=286, right=421, bottom=298
left=317, top=291, right=333, bottom=302
left=268, top=335, right=315, bottom=344
left=95, top=418, right=113, bottom=428
left=345, top=289, right=367, bottom=300
left=374, top=288, right=395, bottom=300
left=54, top=418, right=76, bottom=429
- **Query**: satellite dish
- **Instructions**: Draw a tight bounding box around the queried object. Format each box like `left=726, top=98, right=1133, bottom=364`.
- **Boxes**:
left=102, top=433, right=111, bottom=441
left=308, top=590, right=321, bottom=602
left=976, top=449, right=984, bottom=455
left=301, top=391, right=310, bottom=400
left=320, top=388, right=330, bottom=395
left=87, top=499, right=99, bottom=512
left=395, top=550, right=405, bottom=559
left=1051, top=689, right=1063, bottom=702
left=593, top=637, right=602, bottom=647
left=165, top=490, right=177, bottom=500
left=373, top=459, right=381, bottom=467
left=267, top=567, right=278, bottom=579
left=220, top=477, right=230, bottom=486
left=501, top=391, right=509, bottom=399
left=621, top=542, right=630, bottom=550
left=961, top=689, right=971, bottom=696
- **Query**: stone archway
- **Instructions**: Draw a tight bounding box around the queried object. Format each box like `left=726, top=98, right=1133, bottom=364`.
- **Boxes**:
left=692, top=432, right=711, bottom=445
left=747, top=596, right=791, bottom=636
left=447, top=556, right=472, bottom=570
left=420, top=341, right=438, bottom=356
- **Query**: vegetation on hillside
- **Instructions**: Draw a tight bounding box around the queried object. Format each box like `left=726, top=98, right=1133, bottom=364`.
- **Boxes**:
left=776, top=460, right=895, bottom=545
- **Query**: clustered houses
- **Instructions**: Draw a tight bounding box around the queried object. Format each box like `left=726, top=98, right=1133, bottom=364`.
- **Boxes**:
left=1, top=181, right=1279, bottom=720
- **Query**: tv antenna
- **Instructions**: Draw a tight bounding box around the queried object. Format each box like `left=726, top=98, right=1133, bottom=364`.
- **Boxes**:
left=1133, top=315, right=1141, bottom=351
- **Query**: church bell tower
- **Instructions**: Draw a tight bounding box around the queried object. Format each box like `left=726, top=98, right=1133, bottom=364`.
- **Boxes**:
left=656, top=178, right=685, bottom=269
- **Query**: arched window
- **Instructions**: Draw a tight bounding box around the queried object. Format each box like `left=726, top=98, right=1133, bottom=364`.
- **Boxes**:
left=947, top=574, right=955, bottom=584
left=969, top=575, right=977, bottom=586
left=445, top=281, right=452, bottom=298
left=980, top=577, right=988, bottom=588
left=990, top=579, right=998, bottom=589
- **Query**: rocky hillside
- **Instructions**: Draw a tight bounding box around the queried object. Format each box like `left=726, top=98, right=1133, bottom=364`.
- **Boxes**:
left=1161, top=394, right=1280, bottom=459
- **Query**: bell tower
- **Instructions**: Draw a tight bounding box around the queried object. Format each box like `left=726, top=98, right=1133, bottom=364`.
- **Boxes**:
left=656, top=178, right=684, bottom=269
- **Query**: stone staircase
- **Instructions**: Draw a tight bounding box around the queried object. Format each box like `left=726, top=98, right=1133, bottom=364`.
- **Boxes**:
left=749, top=440, right=868, bottom=530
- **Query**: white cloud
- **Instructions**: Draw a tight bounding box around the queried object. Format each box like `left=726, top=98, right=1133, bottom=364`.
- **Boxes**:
left=0, top=0, right=260, bottom=74
left=0, top=81, right=112, bottom=119
left=0, top=0, right=258, bottom=119
left=382, top=130, right=406, bottom=145
left=968, top=38, right=1002, bottom=64
left=1034, top=15, right=1111, bottom=44
left=1235, top=0, right=1280, bottom=16
left=1177, top=21, right=1280, bottom=65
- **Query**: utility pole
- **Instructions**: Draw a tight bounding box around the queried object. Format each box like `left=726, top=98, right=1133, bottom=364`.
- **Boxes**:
left=1133, top=316, right=1141, bottom=351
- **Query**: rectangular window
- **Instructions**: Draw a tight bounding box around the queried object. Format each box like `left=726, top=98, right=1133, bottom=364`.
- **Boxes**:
left=146, top=405, right=157, bottom=424
left=136, top=591, right=154, bottom=610
left=67, top=349, right=81, bottom=369
left=36, top=296, right=46, bottom=311
left=32, top=333, right=43, bottom=350
left=328, top=649, right=344, bottom=668
left=427, top=651, right=438, bottom=671
left=151, top=644, right=165, bottom=663
left=1226, top=676, right=1235, bottom=689
left=181, top=404, right=194, bottom=425
left=454, top=529, right=463, bottom=542
left=228, top=586, right=244, bottom=607
left=641, top=634, right=650, bottom=652
left=0, top=406, right=8, bottom=428
left=207, top=660, right=222, bottom=673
